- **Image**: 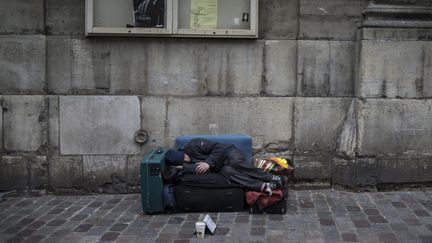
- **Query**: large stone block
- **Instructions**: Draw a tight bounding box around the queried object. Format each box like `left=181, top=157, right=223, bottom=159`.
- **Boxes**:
left=141, top=97, right=167, bottom=147
left=358, top=40, right=432, bottom=98
left=299, top=0, right=366, bottom=40
left=203, top=40, right=264, bottom=95
left=377, top=158, right=420, bottom=184
left=0, top=156, right=28, bottom=190
left=298, top=41, right=330, bottom=96
left=417, top=158, right=432, bottom=182
left=331, top=158, right=356, bottom=187
left=357, top=99, right=432, bottom=156
left=49, top=156, right=83, bottom=188
left=3, top=96, right=47, bottom=152
left=46, top=37, right=73, bottom=94
left=30, top=156, right=47, bottom=189
left=259, top=0, right=298, bottom=39
left=263, top=40, right=297, bottom=96
left=110, top=38, right=207, bottom=95
left=298, top=41, right=355, bottom=96
left=167, top=97, right=293, bottom=148
left=126, top=155, right=142, bottom=185
left=294, top=97, right=352, bottom=154
left=0, top=36, right=46, bottom=94
left=71, top=38, right=111, bottom=93
left=329, top=41, right=355, bottom=96
left=59, top=96, right=141, bottom=155
left=46, top=37, right=111, bottom=94
left=293, top=155, right=331, bottom=179
left=356, top=157, right=378, bottom=187
left=83, top=155, right=127, bottom=192
left=0, top=0, right=44, bottom=34
left=46, top=0, right=85, bottom=36
left=0, top=155, right=44, bottom=190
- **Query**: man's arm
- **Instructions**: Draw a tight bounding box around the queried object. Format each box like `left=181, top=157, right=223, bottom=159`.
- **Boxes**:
left=184, top=138, right=226, bottom=172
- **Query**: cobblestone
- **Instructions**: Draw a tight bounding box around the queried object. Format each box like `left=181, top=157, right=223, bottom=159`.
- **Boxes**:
left=1, top=190, right=432, bottom=242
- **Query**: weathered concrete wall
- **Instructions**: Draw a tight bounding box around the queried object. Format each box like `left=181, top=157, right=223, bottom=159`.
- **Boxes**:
left=1, top=0, right=431, bottom=193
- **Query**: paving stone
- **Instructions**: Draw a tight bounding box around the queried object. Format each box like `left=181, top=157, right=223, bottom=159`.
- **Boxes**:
left=86, top=226, right=108, bottom=237
left=26, top=221, right=46, bottom=230
left=319, top=218, right=335, bottom=226
left=5, top=237, right=25, bottom=243
left=51, top=228, right=72, bottom=238
left=377, top=232, right=398, bottom=243
left=167, top=217, right=185, bottom=225
left=341, top=232, right=358, bottom=242
left=405, top=217, right=422, bottom=226
left=15, top=229, right=36, bottom=238
left=22, top=235, right=45, bottom=243
left=415, top=210, right=431, bottom=217
left=100, top=231, right=120, bottom=241
left=368, top=215, right=388, bottom=224
left=353, top=219, right=371, bottom=228
left=17, top=217, right=36, bottom=226
left=74, top=224, right=93, bottom=233
left=3, top=226, right=22, bottom=234
left=363, top=209, right=380, bottom=216
left=109, top=223, right=128, bottom=232
left=392, top=201, right=407, bottom=208
left=419, top=235, right=432, bottom=243
left=46, top=219, right=66, bottom=227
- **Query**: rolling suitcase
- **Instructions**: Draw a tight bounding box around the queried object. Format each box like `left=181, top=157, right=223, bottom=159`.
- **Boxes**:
left=140, top=148, right=167, bottom=214
left=174, top=173, right=246, bottom=212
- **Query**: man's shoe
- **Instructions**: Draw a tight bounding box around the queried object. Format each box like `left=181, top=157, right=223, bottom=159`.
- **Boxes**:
left=263, top=182, right=276, bottom=196
left=271, top=175, right=283, bottom=188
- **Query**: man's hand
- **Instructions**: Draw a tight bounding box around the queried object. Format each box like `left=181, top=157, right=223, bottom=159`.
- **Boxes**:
left=195, top=162, right=210, bottom=174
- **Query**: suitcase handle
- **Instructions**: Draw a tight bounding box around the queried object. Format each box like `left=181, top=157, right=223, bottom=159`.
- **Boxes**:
left=149, top=148, right=164, bottom=160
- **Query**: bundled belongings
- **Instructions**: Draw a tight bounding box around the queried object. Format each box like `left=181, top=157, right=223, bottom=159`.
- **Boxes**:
left=254, top=157, right=294, bottom=178
left=247, top=156, right=294, bottom=214
left=247, top=186, right=288, bottom=214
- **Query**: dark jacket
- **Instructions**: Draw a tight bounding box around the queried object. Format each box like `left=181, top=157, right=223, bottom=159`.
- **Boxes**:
left=183, top=138, right=234, bottom=172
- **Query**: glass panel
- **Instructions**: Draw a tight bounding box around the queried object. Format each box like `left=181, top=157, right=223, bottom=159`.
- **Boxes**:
left=178, top=0, right=251, bottom=30
left=93, top=0, right=167, bottom=28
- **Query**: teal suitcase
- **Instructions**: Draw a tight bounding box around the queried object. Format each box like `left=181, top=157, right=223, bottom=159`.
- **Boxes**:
left=140, top=148, right=167, bottom=214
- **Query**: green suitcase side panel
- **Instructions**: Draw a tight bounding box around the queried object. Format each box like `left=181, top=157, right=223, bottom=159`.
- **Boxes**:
left=140, top=148, right=167, bottom=214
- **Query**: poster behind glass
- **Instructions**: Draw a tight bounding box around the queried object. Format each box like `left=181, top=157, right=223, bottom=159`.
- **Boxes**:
left=133, top=0, right=165, bottom=28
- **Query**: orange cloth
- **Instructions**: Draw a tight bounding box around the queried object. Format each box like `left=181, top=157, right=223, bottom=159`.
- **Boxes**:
left=246, top=189, right=283, bottom=209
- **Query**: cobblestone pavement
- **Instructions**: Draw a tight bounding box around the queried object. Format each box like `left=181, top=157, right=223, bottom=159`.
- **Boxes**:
left=0, top=190, right=432, bottom=243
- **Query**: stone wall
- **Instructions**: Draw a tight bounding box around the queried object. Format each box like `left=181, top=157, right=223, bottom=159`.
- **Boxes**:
left=0, top=0, right=431, bottom=193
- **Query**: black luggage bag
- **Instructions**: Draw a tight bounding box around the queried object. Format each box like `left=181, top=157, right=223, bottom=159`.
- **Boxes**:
left=174, top=173, right=246, bottom=212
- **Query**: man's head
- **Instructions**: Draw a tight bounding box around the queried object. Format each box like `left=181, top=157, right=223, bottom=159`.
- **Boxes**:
left=164, top=149, right=185, bottom=165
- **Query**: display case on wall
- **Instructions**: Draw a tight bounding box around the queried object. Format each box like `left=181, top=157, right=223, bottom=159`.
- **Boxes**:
left=85, top=0, right=258, bottom=38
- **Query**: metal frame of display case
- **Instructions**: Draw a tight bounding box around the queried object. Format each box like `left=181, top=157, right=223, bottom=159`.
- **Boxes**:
left=85, top=0, right=258, bottom=38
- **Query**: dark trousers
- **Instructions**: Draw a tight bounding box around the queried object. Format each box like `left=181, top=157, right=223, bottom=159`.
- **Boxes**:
left=219, top=148, right=274, bottom=191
